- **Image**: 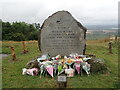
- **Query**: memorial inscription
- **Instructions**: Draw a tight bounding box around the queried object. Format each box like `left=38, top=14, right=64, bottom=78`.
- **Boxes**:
left=38, top=11, right=87, bottom=56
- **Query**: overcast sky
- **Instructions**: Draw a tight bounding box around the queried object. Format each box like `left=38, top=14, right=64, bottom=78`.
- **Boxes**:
left=0, top=0, right=119, bottom=25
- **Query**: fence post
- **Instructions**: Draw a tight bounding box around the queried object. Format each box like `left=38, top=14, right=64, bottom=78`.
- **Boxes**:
left=10, top=46, right=17, bottom=61
left=115, top=35, right=117, bottom=42
left=22, top=41, right=28, bottom=54
left=108, top=42, right=112, bottom=54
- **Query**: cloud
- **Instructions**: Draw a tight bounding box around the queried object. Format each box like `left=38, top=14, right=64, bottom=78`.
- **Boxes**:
left=0, top=0, right=119, bottom=25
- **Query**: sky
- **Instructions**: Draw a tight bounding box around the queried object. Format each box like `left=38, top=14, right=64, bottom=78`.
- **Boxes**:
left=0, top=0, right=119, bottom=25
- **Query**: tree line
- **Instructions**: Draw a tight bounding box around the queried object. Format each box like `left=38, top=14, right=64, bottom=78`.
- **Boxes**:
left=2, top=21, right=40, bottom=41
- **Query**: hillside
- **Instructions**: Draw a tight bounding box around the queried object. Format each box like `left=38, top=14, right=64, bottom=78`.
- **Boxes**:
left=2, top=39, right=119, bottom=88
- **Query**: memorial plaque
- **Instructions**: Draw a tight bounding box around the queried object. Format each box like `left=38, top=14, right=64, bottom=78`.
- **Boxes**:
left=58, top=76, right=67, bottom=82
left=38, top=10, right=87, bottom=56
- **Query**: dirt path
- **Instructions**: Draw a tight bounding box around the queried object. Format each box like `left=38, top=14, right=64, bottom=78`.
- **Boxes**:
left=0, top=54, right=9, bottom=60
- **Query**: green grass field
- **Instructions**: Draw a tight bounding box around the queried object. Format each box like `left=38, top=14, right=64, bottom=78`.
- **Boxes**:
left=2, top=39, right=119, bottom=88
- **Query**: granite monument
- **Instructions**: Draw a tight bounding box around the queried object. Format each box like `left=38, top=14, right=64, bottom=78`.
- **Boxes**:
left=38, top=11, right=87, bottom=56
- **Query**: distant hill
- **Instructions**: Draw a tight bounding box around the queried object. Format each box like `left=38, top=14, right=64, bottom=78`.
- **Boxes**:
left=84, top=24, right=117, bottom=30
left=85, top=24, right=118, bottom=40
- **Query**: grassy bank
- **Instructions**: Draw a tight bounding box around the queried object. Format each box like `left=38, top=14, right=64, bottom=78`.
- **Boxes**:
left=2, top=39, right=119, bottom=88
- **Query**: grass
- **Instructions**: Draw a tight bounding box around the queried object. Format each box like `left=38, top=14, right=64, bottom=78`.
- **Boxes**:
left=2, top=39, right=119, bottom=88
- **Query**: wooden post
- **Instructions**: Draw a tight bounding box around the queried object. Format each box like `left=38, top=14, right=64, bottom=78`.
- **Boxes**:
left=10, top=46, right=17, bottom=61
left=22, top=41, right=28, bottom=54
left=109, top=42, right=112, bottom=54
left=115, top=35, right=117, bottom=42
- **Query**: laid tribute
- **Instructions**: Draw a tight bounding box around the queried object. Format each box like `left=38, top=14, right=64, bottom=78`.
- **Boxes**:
left=38, top=10, right=87, bottom=56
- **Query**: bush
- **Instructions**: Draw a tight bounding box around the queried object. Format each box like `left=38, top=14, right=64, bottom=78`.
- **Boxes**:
left=2, top=21, right=39, bottom=41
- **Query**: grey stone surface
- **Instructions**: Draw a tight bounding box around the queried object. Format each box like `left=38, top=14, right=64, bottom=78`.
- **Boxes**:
left=38, top=10, right=87, bottom=56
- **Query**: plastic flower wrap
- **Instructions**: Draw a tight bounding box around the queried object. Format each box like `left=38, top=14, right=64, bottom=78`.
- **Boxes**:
left=46, top=65, right=54, bottom=77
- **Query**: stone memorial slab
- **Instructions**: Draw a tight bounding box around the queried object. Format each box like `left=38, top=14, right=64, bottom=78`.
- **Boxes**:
left=38, top=10, right=87, bottom=56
